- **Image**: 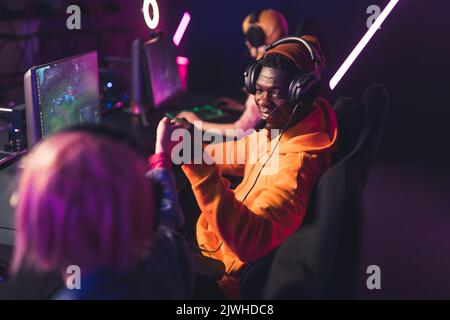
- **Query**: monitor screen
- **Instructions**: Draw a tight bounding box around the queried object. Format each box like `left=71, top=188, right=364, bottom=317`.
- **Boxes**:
left=25, top=52, right=101, bottom=146
left=0, top=153, right=22, bottom=246
left=143, top=36, right=182, bottom=108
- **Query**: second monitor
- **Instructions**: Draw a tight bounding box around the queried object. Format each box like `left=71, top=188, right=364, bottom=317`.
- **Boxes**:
left=142, top=35, right=183, bottom=109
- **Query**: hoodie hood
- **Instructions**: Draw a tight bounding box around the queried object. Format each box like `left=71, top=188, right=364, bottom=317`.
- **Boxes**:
left=261, top=97, right=337, bottom=154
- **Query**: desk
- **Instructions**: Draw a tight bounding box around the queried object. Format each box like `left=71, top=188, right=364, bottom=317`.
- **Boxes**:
left=102, top=93, right=241, bottom=156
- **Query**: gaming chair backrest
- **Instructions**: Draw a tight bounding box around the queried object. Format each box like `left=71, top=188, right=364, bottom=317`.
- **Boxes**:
left=264, top=84, right=390, bottom=299
left=241, top=84, right=390, bottom=299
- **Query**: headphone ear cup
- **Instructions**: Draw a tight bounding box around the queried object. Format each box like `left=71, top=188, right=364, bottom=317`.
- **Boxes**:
left=288, top=73, right=320, bottom=101
left=244, top=62, right=262, bottom=95
left=245, top=26, right=266, bottom=48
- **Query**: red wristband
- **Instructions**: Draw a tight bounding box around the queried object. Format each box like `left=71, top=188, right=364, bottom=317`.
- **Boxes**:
left=148, top=152, right=171, bottom=169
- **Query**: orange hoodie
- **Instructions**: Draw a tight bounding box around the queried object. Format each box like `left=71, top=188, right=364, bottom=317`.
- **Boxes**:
left=182, top=98, right=338, bottom=297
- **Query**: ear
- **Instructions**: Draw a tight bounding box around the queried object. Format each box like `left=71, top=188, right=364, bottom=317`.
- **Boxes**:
left=250, top=47, right=258, bottom=59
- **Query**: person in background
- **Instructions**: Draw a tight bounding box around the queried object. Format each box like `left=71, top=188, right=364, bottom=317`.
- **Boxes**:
left=9, top=123, right=194, bottom=299
left=178, top=9, right=289, bottom=137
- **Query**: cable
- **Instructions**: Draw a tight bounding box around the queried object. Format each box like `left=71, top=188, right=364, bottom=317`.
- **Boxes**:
left=193, top=102, right=302, bottom=256
left=198, top=242, right=223, bottom=254
left=242, top=102, right=301, bottom=203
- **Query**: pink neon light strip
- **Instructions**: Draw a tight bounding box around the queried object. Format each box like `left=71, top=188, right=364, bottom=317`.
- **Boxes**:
left=173, top=12, right=191, bottom=47
left=329, top=0, right=400, bottom=90
left=176, top=56, right=190, bottom=66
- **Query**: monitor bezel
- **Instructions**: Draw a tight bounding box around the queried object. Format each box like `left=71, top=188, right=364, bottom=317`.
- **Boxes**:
left=24, top=51, right=99, bottom=147
left=142, top=37, right=184, bottom=109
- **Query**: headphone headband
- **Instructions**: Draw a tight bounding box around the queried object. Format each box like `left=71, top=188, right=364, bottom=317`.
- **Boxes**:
left=249, top=9, right=263, bottom=24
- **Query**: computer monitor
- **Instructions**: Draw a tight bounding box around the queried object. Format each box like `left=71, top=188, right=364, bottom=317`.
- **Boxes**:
left=24, top=51, right=101, bottom=147
left=142, top=36, right=183, bottom=109
left=0, top=152, right=24, bottom=246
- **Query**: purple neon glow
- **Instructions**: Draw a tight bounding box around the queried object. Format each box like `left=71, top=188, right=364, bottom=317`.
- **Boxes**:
left=329, top=0, right=400, bottom=90
left=176, top=56, right=189, bottom=66
left=173, top=12, right=191, bottom=47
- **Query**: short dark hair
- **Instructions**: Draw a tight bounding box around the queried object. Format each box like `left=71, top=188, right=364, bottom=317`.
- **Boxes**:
left=260, top=53, right=299, bottom=73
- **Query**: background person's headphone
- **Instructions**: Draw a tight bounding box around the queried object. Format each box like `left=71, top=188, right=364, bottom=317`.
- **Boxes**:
left=245, top=9, right=266, bottom=48
left=244, top=36, right=322, bottom=103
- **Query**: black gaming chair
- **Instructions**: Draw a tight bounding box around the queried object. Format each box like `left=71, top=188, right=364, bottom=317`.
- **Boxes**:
left=239, top=84, right=390, bottom=299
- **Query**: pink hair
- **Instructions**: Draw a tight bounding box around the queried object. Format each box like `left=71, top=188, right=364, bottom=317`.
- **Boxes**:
left=11, top=131, right=154, bottom=275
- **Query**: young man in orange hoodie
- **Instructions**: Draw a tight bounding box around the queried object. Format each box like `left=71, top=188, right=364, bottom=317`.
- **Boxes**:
left=154, top=35, right=338, bottom=298
left=177, top=9, right=289, bottom=137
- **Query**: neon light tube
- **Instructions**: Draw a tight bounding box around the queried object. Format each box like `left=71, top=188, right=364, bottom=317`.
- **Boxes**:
left=173, top=12, right=191, bottom=46
left=329, top=0, right=399, bottom=90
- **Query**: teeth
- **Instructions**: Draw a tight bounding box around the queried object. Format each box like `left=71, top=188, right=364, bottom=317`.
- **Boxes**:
left=260, top=109, right=272, bottom=119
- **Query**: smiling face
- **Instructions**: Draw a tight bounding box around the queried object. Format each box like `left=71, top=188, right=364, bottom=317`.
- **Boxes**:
left=254, top=67, right=296, bottom=129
